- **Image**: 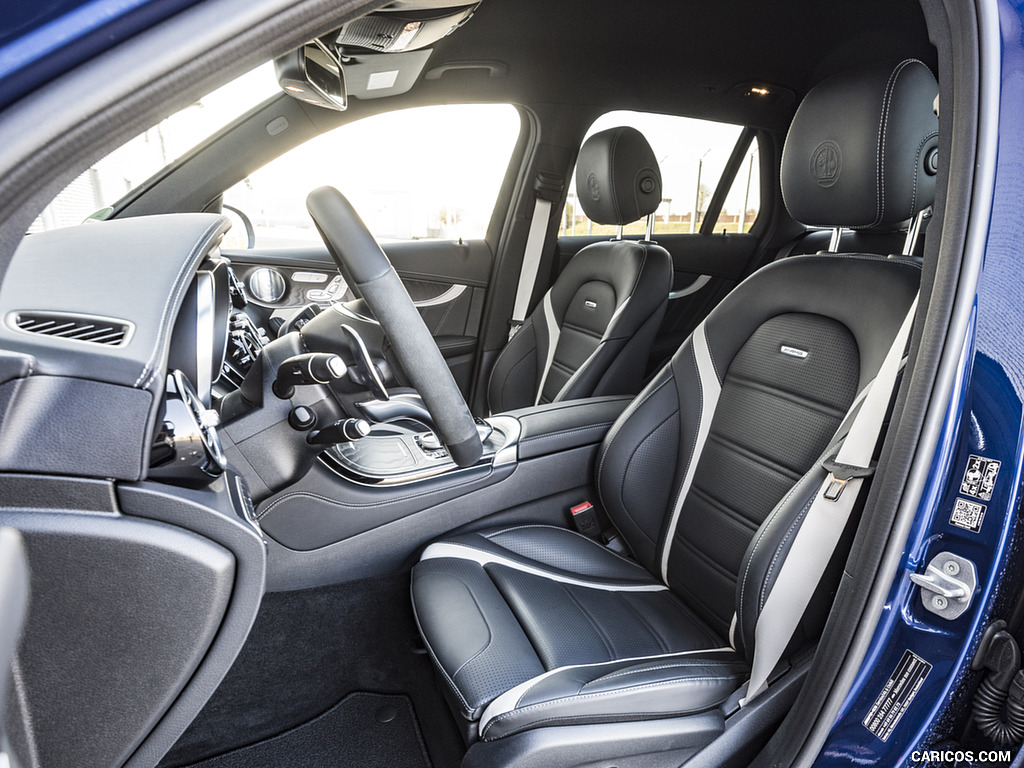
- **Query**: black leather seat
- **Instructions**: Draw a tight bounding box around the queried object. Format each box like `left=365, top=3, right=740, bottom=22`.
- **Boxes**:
left=487, top=127, right=673, bottom=413
left=413, top=60, right=938, bottom=760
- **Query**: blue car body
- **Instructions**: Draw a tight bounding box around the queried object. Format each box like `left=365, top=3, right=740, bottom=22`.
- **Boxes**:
left=817, top=1, right=1024, bottom=764
left=0, top=0, right=1021, bottom=766
left=0, top=0, right=201, bottom=109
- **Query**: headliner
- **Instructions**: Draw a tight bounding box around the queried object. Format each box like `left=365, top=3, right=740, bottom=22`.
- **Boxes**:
left=407, top=0, right=936, bottom=131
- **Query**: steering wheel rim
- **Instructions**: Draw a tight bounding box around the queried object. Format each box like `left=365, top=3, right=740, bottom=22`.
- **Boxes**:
left=306, top=186, right=483, bottom=467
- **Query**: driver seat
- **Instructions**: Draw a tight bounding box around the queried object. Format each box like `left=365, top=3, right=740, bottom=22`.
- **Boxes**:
left=411, top=60, right=938, bottom=765
left=487, top=127, right=672, bottom=413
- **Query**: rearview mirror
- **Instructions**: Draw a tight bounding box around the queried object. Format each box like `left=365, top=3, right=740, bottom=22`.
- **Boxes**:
left=274, top=40, right=347, bottom=111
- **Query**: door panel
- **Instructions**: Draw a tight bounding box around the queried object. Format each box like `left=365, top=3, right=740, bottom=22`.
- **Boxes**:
left=555, top=232, right=760, bottom=370
left=0, top=527, right=28, bottom=766
left=223, top=238, right=493, bottom=394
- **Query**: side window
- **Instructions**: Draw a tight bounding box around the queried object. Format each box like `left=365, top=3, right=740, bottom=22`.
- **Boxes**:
left=711, top=139, right=760, bottom=233
left=559, top=111, right=747, bottom=237
left=223, top=104, right=520, bottom=249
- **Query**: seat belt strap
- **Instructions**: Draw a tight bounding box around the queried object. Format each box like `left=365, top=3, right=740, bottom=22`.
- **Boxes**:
left=741, top=293, right=919, bottom=705
left=508, top=172, right=563, bottom=341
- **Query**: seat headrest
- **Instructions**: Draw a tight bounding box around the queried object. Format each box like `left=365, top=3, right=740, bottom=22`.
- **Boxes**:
left=576, top=127, right=662, bottom=226
left=782, top=59, right=939, bottom=229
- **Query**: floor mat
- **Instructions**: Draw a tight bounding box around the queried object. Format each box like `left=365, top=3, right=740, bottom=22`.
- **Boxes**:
left=159, top=574, right=464, bottom=768
left=182, top=693, right=431, bottom=768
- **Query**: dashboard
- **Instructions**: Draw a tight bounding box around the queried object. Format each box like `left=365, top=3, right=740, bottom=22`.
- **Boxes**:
left=0, top=213, right=237, bottom=482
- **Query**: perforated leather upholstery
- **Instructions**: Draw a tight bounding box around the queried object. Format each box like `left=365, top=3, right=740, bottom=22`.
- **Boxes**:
left=413, top=61, right=936, bottom=745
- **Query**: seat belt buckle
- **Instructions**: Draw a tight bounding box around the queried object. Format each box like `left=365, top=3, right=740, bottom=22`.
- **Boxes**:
left=824, top=474, right=849, bottom=501
left=569, top=501, right=600, bottom=539
left=821, top=455, right=875, bottom=502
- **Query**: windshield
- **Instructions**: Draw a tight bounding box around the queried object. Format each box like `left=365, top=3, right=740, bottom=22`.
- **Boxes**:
left=30, top=62, right=279, bottom=233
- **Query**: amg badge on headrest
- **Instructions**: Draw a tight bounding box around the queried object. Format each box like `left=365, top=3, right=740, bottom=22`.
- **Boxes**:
left=781, top=345, right=809, bottom=359
left=811, top=141, right=841, bottom=187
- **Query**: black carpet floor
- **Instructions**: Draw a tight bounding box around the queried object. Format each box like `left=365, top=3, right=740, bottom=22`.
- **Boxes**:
left=159, top=572, right=464, bottom=768
left=181, top=693, right=430, bottom=768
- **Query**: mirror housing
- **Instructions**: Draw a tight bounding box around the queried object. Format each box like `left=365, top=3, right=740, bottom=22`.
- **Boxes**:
left=274, top=40, right=347, bottom=111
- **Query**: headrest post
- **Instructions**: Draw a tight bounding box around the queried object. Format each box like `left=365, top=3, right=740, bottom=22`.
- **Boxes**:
left=827, top=227, right=843, bottom=253
left=615, top=224, right=623, bottom=241
left=644, top=213, right=655, bottom=242
left=902, top=207, right=931, bottom=256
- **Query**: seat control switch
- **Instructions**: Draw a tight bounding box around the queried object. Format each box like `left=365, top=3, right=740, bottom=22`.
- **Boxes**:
left=909, top=552, right=977, bottom=620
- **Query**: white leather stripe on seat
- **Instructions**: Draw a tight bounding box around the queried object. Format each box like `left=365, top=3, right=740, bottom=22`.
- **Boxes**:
left=552, top=297, right=631, bottom=403
left=478, top=646, right=736, bottom=736
left=659, top=321, right=722, bottom=582
left=534, top=294, right=561, bottom=405
left=420, top=541, right=669, bottom=592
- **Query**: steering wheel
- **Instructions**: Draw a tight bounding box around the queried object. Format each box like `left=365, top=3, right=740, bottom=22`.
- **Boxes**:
left=306, top=186, right=483, bottom=468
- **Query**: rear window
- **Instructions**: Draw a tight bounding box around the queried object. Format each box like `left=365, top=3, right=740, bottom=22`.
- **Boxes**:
left=559, top=110, right=756, bottom=236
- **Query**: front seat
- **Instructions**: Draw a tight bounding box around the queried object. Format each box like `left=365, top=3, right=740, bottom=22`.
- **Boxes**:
left=487, top=126, right=673, bottom=413
left=413, top=59, right=938, bottom=765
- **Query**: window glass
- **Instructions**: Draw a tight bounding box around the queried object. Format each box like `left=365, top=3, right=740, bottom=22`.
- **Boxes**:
left=711, top=139, right=760, bottom=233
left=223, top=104, right=520, bottom=248
left=559, top=111, right=745, bottom=237
left=31, top=63, right=280, bottom=232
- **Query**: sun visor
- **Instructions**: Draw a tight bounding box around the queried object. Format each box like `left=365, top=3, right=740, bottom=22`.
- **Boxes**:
left=343, top=49, right=434, bottom=100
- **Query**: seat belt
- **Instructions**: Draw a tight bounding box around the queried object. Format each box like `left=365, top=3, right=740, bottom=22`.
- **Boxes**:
left=741, top=293, right=919, bottom=705
left=508, top=172, right=563, bottom=341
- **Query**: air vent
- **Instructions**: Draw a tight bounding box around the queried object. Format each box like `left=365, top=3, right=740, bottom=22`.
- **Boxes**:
left=12, top=311, right=132, bottom=346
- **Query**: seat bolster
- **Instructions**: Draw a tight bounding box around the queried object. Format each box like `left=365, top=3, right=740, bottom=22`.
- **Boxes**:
left=412, top=557, right=545, bottom=720
left=421, top=525, right=664, bottom=587
left=487, top=317, right=540, bottom=413
left=478, top=651, right=747, bottom=741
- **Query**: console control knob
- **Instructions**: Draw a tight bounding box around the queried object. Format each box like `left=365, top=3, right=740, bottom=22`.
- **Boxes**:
left=288, top=406, right=317, bottom=430
left=307, top=417, right=371, bottom=446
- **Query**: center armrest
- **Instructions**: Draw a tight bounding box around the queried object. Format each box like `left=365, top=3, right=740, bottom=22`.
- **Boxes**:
left=505, top=396, right=632, bottom=460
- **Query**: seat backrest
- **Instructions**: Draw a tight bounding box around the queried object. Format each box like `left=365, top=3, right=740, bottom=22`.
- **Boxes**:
left=595, top=60, right=938, bottom=659
left=487, top=127, right=672, bottom=413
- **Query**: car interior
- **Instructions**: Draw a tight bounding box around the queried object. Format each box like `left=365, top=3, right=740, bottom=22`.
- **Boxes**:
left=0, top=0, right=974, bottom=766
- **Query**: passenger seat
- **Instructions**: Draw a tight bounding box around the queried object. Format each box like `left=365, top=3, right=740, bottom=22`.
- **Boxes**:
left=413, top=59, right=938, bottom=762
left=487, top=127, right=672, bottom=413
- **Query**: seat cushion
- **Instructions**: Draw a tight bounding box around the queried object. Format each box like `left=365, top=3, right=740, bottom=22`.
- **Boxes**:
left=411, top=525, right=742, bottom=733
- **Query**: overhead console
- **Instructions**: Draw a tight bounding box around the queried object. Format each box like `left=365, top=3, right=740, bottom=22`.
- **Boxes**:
left=335, top=0, right=481, bottom=54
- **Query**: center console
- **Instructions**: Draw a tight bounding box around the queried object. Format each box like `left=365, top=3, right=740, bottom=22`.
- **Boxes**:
left=322, top=416, right=520, bottom=486
left=255, top=395, right=633, bottom=589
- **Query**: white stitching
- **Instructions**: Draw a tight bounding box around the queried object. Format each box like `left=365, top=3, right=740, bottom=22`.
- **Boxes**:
left=595, top=373, right=672, bottom=490
left=133, top=216, right=227, bottom=387
left=909, top=131, right=938, bottom=221
left=482, top=524, right=649, bottom=569
left=520, top=422, right=614, bottom=445
left=585, top=658, right=744, bottom=686
left=658, top=343, right=704, bottom=576
left=874, top=59, right=917, bottom=228
left=481, top=674, right=742, bottom=737
left=759, top=494, right=817, bottom=612
left=735, top=464, right=813, bottom=653
left=410, top=579, right=474, bottom=714
left=257, top=468, right=491, bottom=519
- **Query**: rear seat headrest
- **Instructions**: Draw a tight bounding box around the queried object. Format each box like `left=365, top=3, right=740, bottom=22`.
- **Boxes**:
left=576, top=126, right=662, bottom=226
left=782, top=59, right=939, bottom=229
